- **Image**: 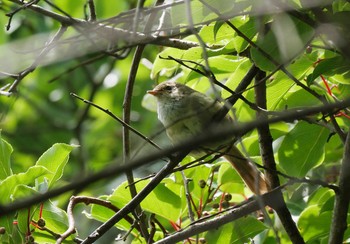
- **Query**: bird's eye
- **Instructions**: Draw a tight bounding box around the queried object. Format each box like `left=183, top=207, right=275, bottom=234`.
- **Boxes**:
left=164, top=85, right=173, bottom=91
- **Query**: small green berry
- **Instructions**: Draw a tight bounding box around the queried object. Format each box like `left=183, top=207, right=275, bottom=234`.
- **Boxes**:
left=198, top=180, right=206, bottom=188
left=212, top=203, right=219, bottom=209
left=37, top=218, right=46, bottom=228
left=224, top=193, right=232, bottom=202
left=221, top=201, right=230, bottom=209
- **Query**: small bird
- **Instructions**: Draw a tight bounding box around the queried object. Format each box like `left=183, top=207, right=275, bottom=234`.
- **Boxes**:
left=148, top=81, right=270, bottom=194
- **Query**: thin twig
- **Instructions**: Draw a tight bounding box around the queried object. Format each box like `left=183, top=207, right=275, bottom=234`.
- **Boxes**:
left=181, top=171, right=195, bottom=222
left=48, top=54, right=107, bottom=83
left=5, top=0, right=39, bottom=30
left=70, top=93, right=160, bottom=150
left=8, top=25, right=67, bottom=94
left=87, top=0, right=96, bottom=21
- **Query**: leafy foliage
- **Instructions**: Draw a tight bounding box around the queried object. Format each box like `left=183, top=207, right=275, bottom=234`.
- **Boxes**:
left=0, top=0, right=350, bottom=243
left=0, top=133, right=75, bottom=243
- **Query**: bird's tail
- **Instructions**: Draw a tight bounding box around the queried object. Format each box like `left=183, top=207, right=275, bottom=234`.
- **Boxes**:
left=223, top=145, right=270, bottom=194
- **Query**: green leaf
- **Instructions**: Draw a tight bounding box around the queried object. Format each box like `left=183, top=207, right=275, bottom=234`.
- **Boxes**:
left=12, top=186, right=71, bottom=243
left=0, top=213, right=16, bottom=244
left=223, top=58, right=251, bottom=98
left=265, top=51, right=318, bottom=110
left=199, top=21, right=233, bottom=45
left=223, top=59, right=255, bottom=122
left=0, top=166, right=49, bottom=204
left=198, top=15, right=257, bottom=54
left=205, top=216, right=267, bottom=243
left=151, top=47, right=185, bottom=79
left=278, top=122, right=329, bottom=177
left=213, top=21, right=225, bottom=41
left=307, top=56, right=350, bottom=84
left=182, top=46, right=204, bottom=63
left=230, top=17, right=258, bottom=53
left=15, top=186, right=39, bottom=235
left=308, top=188, right=335, bottom=207
left=109, top=179, right=182, bottom=222
left=320, top=195, right=335, bottom=213
left=184, top=163, right=212, bottom=202
left=217, top=162, right=245, bottom=195
left=170, top=1, right=216, bottom=28
left=298, top=205, right=332, bottom=242
left=89, top=179, right=183, bottom=235
left=251, top=14, right=314, bottom=71
left=15, top=196, right=74, bottom=244
left=291, top=50, right=318, bottom=75
left=0, top=132, right=13, bottom=180
left=36, top=143, right=76, bottom=189
left=272, top=84, right=321, bottom=110
left=330, top=72, right=350, bottom=85
left=266, top=73, right=296, bottom=110
left=186, top=55, right=245, bottom=82
left=333, top=0, right=350, bottom=12
left=239, top=123, right=289, bottom=157
left=33, top=201, right=71, bottom=242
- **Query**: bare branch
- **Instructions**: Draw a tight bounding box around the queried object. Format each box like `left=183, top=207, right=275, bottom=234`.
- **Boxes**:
left=329, top=130, right=350, bottom=244
left=57, top=196, right=136, bottom=243
left=255, top=70, right=304, bottom=243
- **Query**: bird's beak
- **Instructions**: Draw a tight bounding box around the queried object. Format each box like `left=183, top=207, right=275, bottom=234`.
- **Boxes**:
left=147, top=89, right=158, bottom=96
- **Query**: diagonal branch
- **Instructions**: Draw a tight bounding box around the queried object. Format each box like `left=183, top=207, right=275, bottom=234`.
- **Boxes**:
left=7, top=25, right=67, bottom=94
left=70, top=93, right=160, bottom=150
left=80, top=151, right=189, bottom=243
left=153, top=187, right=285, bottom=244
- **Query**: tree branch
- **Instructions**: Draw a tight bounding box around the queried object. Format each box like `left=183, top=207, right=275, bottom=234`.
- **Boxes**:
left=153, top=188, right=284, bottom=244
left=255, top=70, right=305, bottom=243
left=123, top=37, right=149, bottom=244
left=81, top=152, right=188, bottom=243
left=57, top=196, right=135, bottom=243
left=329, top=129, right=350, bottom=244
